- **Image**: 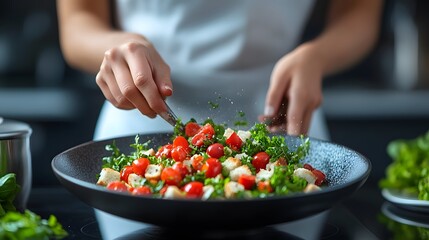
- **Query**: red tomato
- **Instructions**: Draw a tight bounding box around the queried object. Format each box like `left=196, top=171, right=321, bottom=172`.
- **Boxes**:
left=182, top=181, right=204, bottom=198
left=185, top=122, right=201, bottom=137
left=191, top=123, right=215, bottom=147
left=303, top=163, right=314, bottom=171
left=191, top=155, right=204, bottom=171
left=257, top=181, right=273, bottom=193
left=132, top=158, right=150, bottom=176
left=173, top=136, right=190, bottom=150
left=238, top=174, right=256, bottom=190
left=106, top=181, right=128, bottom=192
left=156, top=144, right=173, bottom=159
left=172, top=162, right=191, bottom=178
left=226, top=132, right=242, bottom=150
left=312, top=169, right=326, bottom=186
left=161, top=167, right=182, bottom=186
left=206, top=143, right=224, bottom=158
left=201, top=158, right=222, bottom=178
left=171, top=146, right=188, bottom=162
left=131, top=186, right=152, bottom=195
left=252, top=152, right=270, bottom=172
left=120, top=166, right=134, bottom=182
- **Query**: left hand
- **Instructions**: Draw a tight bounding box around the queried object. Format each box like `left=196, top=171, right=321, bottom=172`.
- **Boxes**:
left=260, top=44, right=324, bottom=136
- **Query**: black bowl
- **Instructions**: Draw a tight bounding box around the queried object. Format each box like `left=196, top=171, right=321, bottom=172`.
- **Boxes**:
left=52, top=133, right=371, bottom=229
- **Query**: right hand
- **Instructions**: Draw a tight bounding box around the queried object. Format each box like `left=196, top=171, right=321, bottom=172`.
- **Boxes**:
left=96, top=39, right=172, bottom=118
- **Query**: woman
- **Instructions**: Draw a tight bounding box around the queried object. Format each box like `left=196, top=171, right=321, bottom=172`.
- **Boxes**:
left=57, top=0, right=382, bottom=238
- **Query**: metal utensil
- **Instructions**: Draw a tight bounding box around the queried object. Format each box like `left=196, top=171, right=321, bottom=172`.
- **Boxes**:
left=159, top=101, right=182, bottom=129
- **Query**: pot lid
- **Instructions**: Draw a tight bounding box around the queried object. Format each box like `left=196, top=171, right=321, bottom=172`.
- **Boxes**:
left=0, top=118, right=32, bottom=140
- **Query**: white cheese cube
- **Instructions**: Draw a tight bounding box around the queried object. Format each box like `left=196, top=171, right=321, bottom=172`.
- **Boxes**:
left=224, top=181, right=245, bottom=198
left=222, top=157, right=242, bottom=173
left=229, top=165, right=251, bottom=181
left=293, top=168, right=316, bottom=184
left=255, top=169, right=274, bottom=183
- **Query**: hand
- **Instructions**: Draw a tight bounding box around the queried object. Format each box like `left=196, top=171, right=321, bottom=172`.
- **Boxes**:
left=96, top=39, right=172, bottom=118
left=260, top=44, right=324, bottom=135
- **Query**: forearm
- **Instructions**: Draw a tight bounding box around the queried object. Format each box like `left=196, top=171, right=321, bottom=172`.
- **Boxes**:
left=301, top=0, right=383, bottom=76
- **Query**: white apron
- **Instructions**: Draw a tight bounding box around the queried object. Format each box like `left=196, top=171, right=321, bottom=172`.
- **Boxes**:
left=94, top=1, right=330, bottom=239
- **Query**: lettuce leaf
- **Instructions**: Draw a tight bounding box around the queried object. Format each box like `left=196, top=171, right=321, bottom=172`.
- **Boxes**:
left=379, top=131, right=429, bottom=200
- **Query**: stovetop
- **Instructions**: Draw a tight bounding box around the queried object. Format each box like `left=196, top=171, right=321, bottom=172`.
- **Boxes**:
left=26, top=184, right=428, bottom=240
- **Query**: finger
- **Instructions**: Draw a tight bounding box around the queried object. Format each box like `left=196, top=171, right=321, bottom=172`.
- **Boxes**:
left=96, top=61, right=134, bottom=109
left=264, top=66, right=291, bottom=117
left=122, top=44, right=167, bottom=114
left=151, top=54, right=173, bottom=97
left=301, top=109, right=313, bottom=135
left=286, top=94, right=306, bottom=136
left=110, top=55, right=157, bottom=118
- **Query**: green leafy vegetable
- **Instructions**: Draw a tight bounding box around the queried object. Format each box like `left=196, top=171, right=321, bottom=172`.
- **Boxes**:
left=0, top=173, right=68, bottom=239
left=0, top=174, right=20, bottom=216
left=379, top=131, right=429, bottom=200
left=0, top=210, right=68, bottom=240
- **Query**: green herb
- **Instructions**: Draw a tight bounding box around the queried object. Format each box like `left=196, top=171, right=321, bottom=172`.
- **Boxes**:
left=102, top=136, right=153, bottom=171
left=204, top=176, right=230, bottom=198
left=0, top=210, right=68, bottom=240
left=182, top=172, right=207, bottom=185
left=208, top=101, right=219, bottom=109
left=379, top=131, right=429, bottom=200
left=0, top=173, right=67, bottom=239
left=0, top=174, right=20, bottom=216
left=234, top=111, right=248, bottom=128
left=270, top=165, right=307, bottom=195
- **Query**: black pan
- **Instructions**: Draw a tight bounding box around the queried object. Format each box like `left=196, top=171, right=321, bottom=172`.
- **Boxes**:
left=51, top=133, right=371, bottom=229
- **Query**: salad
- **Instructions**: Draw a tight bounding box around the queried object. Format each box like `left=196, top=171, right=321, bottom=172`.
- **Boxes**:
left=379, top=130, right=429, bottom=200
left=97, top=119, right=326, bottom=199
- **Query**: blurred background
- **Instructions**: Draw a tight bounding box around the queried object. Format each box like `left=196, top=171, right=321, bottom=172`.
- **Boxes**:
left=0, top=0, right=428, bottom=189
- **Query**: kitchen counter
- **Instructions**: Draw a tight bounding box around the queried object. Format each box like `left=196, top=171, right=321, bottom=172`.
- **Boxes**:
left=26, top=180, right=427, bottom=240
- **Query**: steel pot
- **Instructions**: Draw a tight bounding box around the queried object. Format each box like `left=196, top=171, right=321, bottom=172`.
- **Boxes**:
left=0, top=117, right=32, bottom=211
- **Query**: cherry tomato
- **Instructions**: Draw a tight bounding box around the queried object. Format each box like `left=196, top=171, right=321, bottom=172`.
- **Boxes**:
left=303, top=163, right=314, bottom=171
left=172, top=162, right=191, bottom=178
left=238, top=174, right=256, bottom=190
left=156, top=144, right=173, bottom=159
left=120, top=166, right=134, bottom=182
left=131, top=186, right=152, bottom=195
left=201, top=158, right=222, bottom=178
left=191, top=155, right=204, bottom=171
left=173, top=136, right=190, bottom=150
left=161, top=167, right=182, bottom=186
left=132, top=157, right=150, bottom=176
left=252, top=152, right=270, bottom=172
left=171, top=146, right=188, bottom=162
left=312, top=169, right=326, bottom=186
left=185, top=122, right=201, bottom=137
left=191, top=123, right=215, bottom=147
left=182, top=181, right=204, bottom=198
left=257, top=181, right=273, bottom=193
left=226, top=132, right=242, bottom=150
left=206, top=143, right=224, bottom=158
left=106, top=181, right=128, bottom=192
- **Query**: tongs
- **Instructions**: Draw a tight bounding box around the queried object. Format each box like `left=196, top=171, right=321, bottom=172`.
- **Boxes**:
left=159, top=100, right=183, bottom=130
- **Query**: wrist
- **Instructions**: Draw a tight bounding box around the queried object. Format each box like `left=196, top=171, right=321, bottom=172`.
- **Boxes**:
left=293, top=42, right=327, bottom=77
